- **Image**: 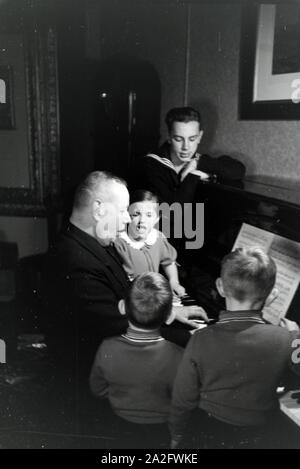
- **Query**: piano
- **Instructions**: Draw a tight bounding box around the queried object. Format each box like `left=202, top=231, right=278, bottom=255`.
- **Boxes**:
left=189, top=175, right=300, bottom=437
left=189, top=175, right=300, bottom=322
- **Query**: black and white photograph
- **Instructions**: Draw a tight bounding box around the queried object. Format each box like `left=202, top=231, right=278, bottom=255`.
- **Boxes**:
left=0, top=0, right=300, bottom=453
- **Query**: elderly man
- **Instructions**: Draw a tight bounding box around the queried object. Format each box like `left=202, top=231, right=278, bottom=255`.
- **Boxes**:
left=142, top=106, right=245, bottom=205
left=45, top=171, right=207, bottom=382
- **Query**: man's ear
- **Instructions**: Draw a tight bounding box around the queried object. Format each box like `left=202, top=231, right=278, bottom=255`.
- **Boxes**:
left=118, top=299, right=126, bottom=316
left=264, top=287, right=278, bottom=308
left=93, top=199, right=105, bottom=222
left=216, top=278, right=225, bottom=297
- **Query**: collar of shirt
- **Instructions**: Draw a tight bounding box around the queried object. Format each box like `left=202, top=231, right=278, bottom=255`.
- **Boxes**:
left=118, top=229, right=159, bottom=249
left=218, top=310, right=266, bottom=325
left=146, top=142, right=201, bottom=175
left=122, top=325, right=164, bottom=343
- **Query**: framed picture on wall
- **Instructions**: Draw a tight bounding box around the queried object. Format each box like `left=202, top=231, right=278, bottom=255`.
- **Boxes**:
left=239, top=3, right=300, bottom=120
left=0, top=65, right=15, bottom=129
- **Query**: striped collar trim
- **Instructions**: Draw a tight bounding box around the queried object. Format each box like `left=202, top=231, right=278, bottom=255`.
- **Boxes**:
left=121, top=326, right=164, bottom=343
left=218, top=310, right=266, bottom=325
left=146, top=153, right=176, bottom=171
left=146, top=152, right=201, bottom=173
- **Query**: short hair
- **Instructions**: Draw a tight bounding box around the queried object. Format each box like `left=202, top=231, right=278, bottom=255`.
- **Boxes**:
left=221, top=247, right=277, bottom=303
left=130, top=189, right=159, bottom=205
left=125, top=272, right=173, bottom=329
left=165, top=107, right=202, bottom=132
left=73, top=171, right=127, bottom=210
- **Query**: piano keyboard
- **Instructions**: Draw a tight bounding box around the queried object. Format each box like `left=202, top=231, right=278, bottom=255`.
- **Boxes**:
left=172, top=294, right=216, bottom=331
left=280, top=390, right=300, bottom=427
left=172, top=293, right=198, bottom=307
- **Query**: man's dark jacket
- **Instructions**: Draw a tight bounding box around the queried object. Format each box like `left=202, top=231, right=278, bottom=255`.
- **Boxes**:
left=44, top=222, right=129, bottom=379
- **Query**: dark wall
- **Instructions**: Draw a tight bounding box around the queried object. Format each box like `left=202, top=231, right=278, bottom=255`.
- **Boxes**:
left=52, top=0, right=163, bottom=212
left=55, top=0, right=93, bottom=214
left=53, top=0, right=186, bottom=211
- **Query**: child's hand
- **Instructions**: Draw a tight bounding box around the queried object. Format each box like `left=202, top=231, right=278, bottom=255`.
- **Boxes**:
left=171, top=282, right=186, bottom=297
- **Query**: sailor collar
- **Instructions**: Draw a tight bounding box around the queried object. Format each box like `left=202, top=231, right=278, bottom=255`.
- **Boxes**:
left=146, top=151, right=201, bottom=174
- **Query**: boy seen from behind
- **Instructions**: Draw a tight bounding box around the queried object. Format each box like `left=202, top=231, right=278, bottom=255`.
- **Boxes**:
left=170, top=247, right=300, bottom=448
left=90, top=272, right=183, bottom=448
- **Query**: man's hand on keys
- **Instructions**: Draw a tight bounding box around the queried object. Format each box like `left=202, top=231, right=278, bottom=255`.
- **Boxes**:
left=172, top=305, right=209, bottom=328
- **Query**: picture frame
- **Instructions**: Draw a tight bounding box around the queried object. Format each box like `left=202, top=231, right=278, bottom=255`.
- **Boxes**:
left=239, top=3, right=300, bottom=120
left=0, top=64, right=15, bottom=129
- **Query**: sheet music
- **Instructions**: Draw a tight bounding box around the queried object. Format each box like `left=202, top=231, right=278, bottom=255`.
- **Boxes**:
left=232, top=223, right=274, bottom=252
left=233, top=223, right=300, bottom=325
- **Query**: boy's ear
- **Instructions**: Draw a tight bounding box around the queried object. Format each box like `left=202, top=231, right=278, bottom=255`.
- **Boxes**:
left=264, top=287, right=278, bottom=308
left=118, top=299, right=126, bottom=316
left=154, top=214, right=160, bottom=226
left=216, top=278, right=225, bottom=297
